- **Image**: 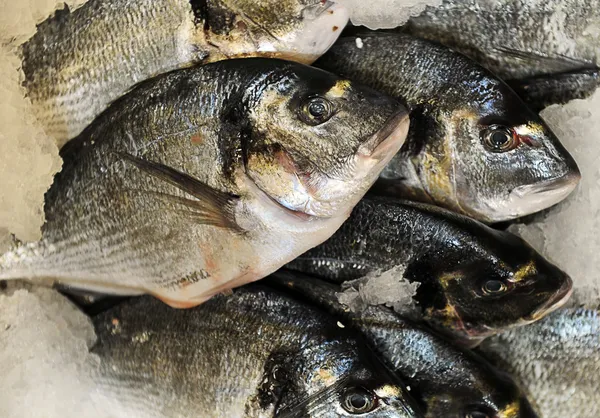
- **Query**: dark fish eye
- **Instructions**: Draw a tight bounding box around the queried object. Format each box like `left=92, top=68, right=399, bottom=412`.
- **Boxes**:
left=482, top=279, right=507, bottom=295
left=481, top=124, right=518, bottom=152
left=300, top=96, right=334, bottom=125
left=341, top=387, right=378, bottom=414
left=464, top=405, right=495, bottom=418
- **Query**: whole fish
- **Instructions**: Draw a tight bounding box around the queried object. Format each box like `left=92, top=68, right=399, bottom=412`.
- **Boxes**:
left=286, top=197, right=573, bottom=346
left=315, top=32, right=580, bottom=223
left=89, top=286, right=422, bottom=417
left=21, top=0, right=349, bottom=145
left=0, top=59, right=409, bottom=308
left=480, top=308, right=600, bottom=418
left=269, top=271, right=539, bottom=418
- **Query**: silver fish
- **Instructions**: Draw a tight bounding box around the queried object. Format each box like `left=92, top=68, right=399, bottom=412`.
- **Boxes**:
left=480, top=308, right=600, bottom=418
left=20, top=0, right=349, bottom=145
left=89, top=286, right=423, bottom=417
left=0, top=59, right=409, bottom=307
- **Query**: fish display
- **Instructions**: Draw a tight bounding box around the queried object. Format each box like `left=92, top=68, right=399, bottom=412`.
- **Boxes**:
left=0, top=59, right=409, bottom=308
left=269, top=271, right=539, bottom=418
left=89, top=286, right=422, bottom=417
left=480, top=308, right=600, bottom=418
left=286, top=197, right=573, bottom=346
left=20, top=0, right=349, bottom=144
left=315, top=32, right=581, bottom=223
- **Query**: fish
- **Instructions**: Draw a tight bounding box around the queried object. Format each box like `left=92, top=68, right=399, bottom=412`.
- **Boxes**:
left=285, top=197, right=573, bottom=346
left=404, top=0, right=600, bottom=81
left=0, top=59, right=410, bottom=308
left=480, top=308, right=600, bottom=418
left=403, top=0, right=600, bottom=109
left=88, top=286, right=423, bottom=417
left=20, top=0, right=350, bottom=145
left=268, top=271, right=539, bottom=418
left=507, top=68, right=600, bottom=112
left=314, top=31, right=581, bottom=223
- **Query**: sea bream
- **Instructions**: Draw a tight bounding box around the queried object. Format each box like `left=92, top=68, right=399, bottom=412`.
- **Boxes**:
left=315, top=32, right=581, bottom=223
left=286, top=197, right=573, bottom=346
left=89, top=286, right=423, bottom=417
left=269, top=271, right=539, bottom=418
left=0, top=59, right=409, bottom=307
left=480, top=308, right=600, bottom=418
left=20, top=0, right=349, bottom=145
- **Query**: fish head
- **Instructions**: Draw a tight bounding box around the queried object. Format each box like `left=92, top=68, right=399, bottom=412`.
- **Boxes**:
left=422, top=368, right=538, bottom=418
left=275, top=341, right=421, bottom=417
left=414, top=76, right=580, bottom=223
left=207, top=0, right=349, bottom=64
left=243, top=65, right=410, bottom=219
left=411, top=221, right=572, bottom=346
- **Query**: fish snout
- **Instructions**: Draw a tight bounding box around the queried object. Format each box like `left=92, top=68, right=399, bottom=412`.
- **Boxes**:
left=358, top=109, right=410, bottom=162
left=508, top=169, right=580, bottom=215
left=526, top=274, right=573, bottom=322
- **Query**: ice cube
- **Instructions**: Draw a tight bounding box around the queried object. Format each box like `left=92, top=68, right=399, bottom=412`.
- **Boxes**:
left=340, top=0, right=443, bottom=29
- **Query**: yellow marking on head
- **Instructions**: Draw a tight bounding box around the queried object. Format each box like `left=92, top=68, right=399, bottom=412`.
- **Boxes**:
left=515, top=122, right=544, bottom=137
left=512, top=260, right=537, bottom=283
left=375, top=384, right=402, bottom=398
left=498, top=400, right=521, bottom=418
left=427, top=302, right=463, bottom=328
left=316, top=367, right=336, bottom=386
left=327, top=80, right=352, bottom=97
left=438, top=271, right=463, bottom=288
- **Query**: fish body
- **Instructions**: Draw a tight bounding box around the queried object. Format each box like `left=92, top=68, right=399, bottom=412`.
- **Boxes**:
left=286, top=197, right=572, bottom=346
left=0, top=59, right=409, bottom=307
left=269, top=271, right=539, bottom=418
left=480, top=308, right=600, bottom=418
left=89, top=286, right=422, bottom=417
left=405, top=0, right=600, bottom=80
left=20, top=0, right=349, bottom=145
left=315, top=32, right=580, bottom=223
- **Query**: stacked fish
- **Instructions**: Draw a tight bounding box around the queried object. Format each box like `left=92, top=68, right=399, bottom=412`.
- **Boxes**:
left=1, top=0, right=597, bottom=416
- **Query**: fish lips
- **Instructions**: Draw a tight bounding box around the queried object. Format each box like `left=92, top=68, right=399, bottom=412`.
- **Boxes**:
left=358, top=109, right=410, bottom=162
left=508, top=170, right=581, bottom=214
left=525, top=275, right=574, bottom=322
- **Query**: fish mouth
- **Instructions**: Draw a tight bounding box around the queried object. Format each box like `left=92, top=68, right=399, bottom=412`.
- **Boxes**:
left=525, top=276, right=573, bottom=322
left=508, top=171, right=580, bottom=214
left=358, top=109, right=410, bottom=161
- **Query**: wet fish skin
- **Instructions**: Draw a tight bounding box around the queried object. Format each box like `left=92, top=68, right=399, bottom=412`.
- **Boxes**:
left=0, top=59, right=409, bottom=307
left=89, top=286, right=422, bottom=417
left=315, top=32, right=580, bottom=223
left=480, top=308, right=600, bottom=418
left=286, top=197, right=573, bottom=346
left=507, top=68, right=600, bottom=111
left=404, top=0, right=600, bottom=80
left=268, top=271, right=538, bottom=418
left=21, top=0, right=349, bottom=145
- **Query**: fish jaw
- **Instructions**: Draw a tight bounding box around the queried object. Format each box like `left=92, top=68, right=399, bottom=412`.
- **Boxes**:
left=525, top=276, right=574, bottom=322
left=506, top=171, right=580, bottom=218
left=262, top=1, right=350, bottom=64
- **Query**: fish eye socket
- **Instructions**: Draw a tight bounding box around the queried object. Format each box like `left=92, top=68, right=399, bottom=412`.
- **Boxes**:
left=341, top=387, right=378, bottom=414
left=482, top=279, right=507, bottom=295
left=299, top=96, right=334, bottom=125
left=481, top=125, right=518, bottom=152
left=464, top=405, right=495, bottom=418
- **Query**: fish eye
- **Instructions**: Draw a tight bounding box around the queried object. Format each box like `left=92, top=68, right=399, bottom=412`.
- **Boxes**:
left=341, top=387, right=378, bottom=414
left=464, top=405, right=495, bottom=418
left=299, top=96, right=334, bottom=125
left=482, top=279, right=507, bottom=295
left=481, top=124, right=518, bottom=152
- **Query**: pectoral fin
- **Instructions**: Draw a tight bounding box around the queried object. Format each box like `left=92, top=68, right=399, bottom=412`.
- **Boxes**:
left=120, top=153, right=241, bottom=230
